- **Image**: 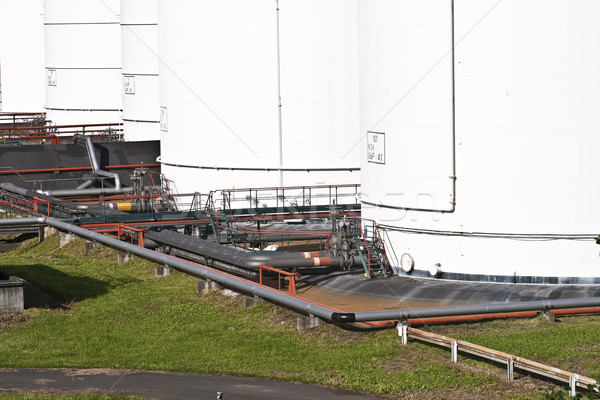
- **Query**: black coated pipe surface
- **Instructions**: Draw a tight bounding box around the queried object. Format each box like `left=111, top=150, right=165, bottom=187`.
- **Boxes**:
left=145, top=229, right=347, bottom=270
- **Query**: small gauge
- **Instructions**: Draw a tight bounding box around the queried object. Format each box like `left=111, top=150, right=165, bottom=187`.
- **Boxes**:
left=400, top=253, right=414, bottom=273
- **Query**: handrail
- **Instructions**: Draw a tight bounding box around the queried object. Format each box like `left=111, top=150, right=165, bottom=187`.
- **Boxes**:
left=357, top=220, right=372, bottom=277
left=259, top=264, right=301, bottom=296
left=0, top=122, right=122, bottom=132
left=403, top=327, right=597, bottom=395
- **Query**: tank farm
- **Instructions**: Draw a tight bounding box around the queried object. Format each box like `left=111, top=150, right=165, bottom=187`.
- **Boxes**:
left=1, top=0, right=600, bottom=394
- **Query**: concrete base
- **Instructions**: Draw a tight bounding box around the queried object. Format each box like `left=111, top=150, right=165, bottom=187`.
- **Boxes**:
left=59, top=232, right=76, bottom=248
left=196, top=280, right=221, bottom=295
left=0, top=277, right=26, bottom=310
left=155, top=265, right=174, bottom=278
left=243, top=296, right=264, bottom=308
left=543, top=310, right=556, bottom=322
left=118, top=252, right=135, bottom=264
left=297, top=315, right=321, bottom=331
left=44, top=226, right=57, bottom=238
left=84, top=240, right=101, bottom=254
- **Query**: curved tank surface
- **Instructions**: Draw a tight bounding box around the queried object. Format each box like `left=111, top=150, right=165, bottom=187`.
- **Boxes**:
left=121, top=0, right=160, bottom=141
left=0, top=0, right=45, bottom=112
left=157, top=0, right=360, bottom=195
left=359, top=0, right=600, bottom=283
left=44, top=0, right=122, bottom=125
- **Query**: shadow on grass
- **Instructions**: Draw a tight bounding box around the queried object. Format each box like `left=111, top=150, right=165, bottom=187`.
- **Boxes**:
left=0, top=263, right=135, bottom=310
left=0, top=233, right=38, bottom=253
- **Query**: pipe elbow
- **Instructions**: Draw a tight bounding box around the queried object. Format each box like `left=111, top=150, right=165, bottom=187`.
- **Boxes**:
left=331, top=312, right=356, bottom=323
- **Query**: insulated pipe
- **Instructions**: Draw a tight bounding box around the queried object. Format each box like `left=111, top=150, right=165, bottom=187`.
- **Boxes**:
left=43, top=187, right=133, bottom=197
left=2, top=217, right=600, bottom=325
left=73, top=133, right=122, bottom=189
left=144, top=229, right=354, bottom=270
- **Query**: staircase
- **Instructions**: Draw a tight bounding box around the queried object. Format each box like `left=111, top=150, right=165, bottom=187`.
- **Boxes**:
left=348, top=218, right=389, bottom=278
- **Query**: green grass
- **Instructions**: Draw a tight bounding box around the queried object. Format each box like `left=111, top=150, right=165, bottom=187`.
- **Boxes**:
left=1, top=234, right=600, bottom=399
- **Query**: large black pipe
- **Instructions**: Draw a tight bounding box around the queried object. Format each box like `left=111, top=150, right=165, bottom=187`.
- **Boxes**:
left=2, top=217, right=600, bottom=325
left=145, top=229, right=354, bottom=271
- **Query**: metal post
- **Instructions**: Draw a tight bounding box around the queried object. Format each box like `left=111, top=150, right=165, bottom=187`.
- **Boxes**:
left=507, top=357, right=514, bottom=381
left=451, top=341, right=458, bottom=363
left=570, top=374, right=579, bottom=397
left=397, top=322, right=408, bottom=345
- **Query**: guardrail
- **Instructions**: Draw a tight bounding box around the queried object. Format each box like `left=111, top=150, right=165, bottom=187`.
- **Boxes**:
left=259, top=264, right=301, bottom=296
left=398, top=326, right=597, bottom=396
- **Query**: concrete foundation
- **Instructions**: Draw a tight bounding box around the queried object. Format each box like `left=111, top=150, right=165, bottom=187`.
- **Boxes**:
left=84, top=240, right=101, bottom=254
left=59, top=232, right=76, bottom=248
left=243, top=296, right=264, bottom=308
left=196, top=280, right=221, bottom=295
left=0, top=276, right=26, bottom=310
left=118, top=252, right=135, bottom=264
left=543, top=310, right=556, bottom=322
left=155, top=265, right=174, bottom=277
left=297, top=315, right=321, bottom=331
left=44, top=226, right=57, bottom=238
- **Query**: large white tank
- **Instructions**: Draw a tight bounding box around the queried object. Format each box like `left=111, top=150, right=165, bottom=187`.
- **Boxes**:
left=44, top=0, right=122, bottom=125
left=120, top=0, right=160, bottom=141
left=0, top=0, right=45, bottom=112
left=157, top=0, right=360, bottom=195
left=360, top=0, right=600, bottom=284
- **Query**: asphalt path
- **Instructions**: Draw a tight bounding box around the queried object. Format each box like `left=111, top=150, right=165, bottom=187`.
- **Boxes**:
left=0, top=368, right=382, bottom=399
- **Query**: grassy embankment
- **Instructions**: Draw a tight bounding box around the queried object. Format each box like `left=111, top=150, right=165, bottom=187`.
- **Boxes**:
left=1, top=233, right=599, bottom=399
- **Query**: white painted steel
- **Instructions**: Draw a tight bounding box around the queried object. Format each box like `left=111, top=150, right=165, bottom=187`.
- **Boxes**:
left=44, top=0, right=122, bottom=125
left=360, top=0, right=454, bottom=212
left=360, top=0, right=600, bottom=281
left=0, top=0, right=45, bottom=112
left=158, top=0, right=360, bottom=195
left=121, top=0, right=160, bottom=141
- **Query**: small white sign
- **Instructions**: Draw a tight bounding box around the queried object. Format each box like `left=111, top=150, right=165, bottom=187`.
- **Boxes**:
left=124, top=75, right=135, bottom=94
left=160, top=106, right=168, bottom=132
left=367, top=131, right=385, bottom=164
left=47, top=69, right=57, bottom=86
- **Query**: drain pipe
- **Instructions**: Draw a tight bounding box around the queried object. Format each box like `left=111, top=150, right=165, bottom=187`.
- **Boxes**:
left=3, top=217, right=600, bottom=324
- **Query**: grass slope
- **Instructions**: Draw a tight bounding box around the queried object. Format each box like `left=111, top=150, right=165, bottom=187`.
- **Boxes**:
left=1, top=234, right=599, bottom=399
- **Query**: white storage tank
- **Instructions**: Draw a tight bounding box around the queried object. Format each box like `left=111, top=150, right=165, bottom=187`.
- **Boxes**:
left=359, top=0, right=600, bottom=283
left=44, top=0, right=122, bottom=125
left=157, top=0, right=360, bottom=195
left=0, top=0, right=45, bottom=113
left=121, top=0, right=160, bottom=141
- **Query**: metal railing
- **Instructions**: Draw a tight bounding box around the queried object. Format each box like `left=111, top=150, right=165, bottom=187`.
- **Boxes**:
left=259, top=264, right=301, bottom=296
left=399, top=326, right=598, bottom=397
left=0, top=122, right=123, bottom=145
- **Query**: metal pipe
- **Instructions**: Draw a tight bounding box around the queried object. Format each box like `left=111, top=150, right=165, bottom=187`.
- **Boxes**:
left=73, top=133, right=122, bottom=189
left=0, top=182, right=126, bottom=216
left=0, top=163, right=160, bottom=176
left=45, top=187, right=133, bottom=197
left=2, top=217, right=600, bottom=325
left=144, top=229, right=354, bottom=270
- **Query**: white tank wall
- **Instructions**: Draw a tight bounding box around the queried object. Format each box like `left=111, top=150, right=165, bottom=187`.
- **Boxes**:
left=121, top=0, right=160, bottom=141
left=0, top=0, right=45, bottom=112
left=44, top=0, right=122, bottom=125
left=360, top=0, right=600, bottom=282
left=158, top=0, right=360, bottom=195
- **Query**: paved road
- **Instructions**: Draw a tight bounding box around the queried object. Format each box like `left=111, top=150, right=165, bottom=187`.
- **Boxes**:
left=0, top=368, right=382, bottom=400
